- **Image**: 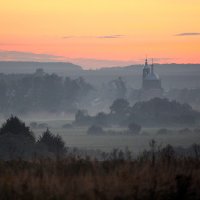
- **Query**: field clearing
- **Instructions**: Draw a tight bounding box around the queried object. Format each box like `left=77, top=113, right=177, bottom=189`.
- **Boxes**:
left=26, top=119, right=200, bottom=154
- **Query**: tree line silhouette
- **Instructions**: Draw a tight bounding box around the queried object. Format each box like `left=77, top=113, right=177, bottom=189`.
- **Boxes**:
left=0, top=116, right=67, bottom=160
left=0, top=69, right=92, bottom=114
left=75, top=98, right=200, bottom=127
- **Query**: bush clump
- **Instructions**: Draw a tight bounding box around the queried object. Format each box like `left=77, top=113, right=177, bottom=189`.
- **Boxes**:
left=87, top=125, right=104, bottom=135
left=0, top=116, right=67, bottom=159
left=37, top=129, right=67, bottom=157
left=128, top=122, right=141, bottom=134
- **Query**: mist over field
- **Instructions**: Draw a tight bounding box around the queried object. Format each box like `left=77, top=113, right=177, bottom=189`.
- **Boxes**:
left=0, top=58, right=200, bottom=199
left=0, top=61, right=200, bottom=199
left=0, top=61, right=200, bottom=154
left=0, top=59, right=200, bottom=200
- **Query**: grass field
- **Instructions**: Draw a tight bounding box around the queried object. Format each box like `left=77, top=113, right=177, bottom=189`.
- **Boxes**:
left=22, top=119, right=200, bottom=154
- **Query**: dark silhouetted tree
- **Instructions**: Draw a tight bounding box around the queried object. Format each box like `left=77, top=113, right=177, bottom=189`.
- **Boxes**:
left=0, top=116, right=35, bottom=141
left=75, top=110, right=93, bottom=125
left=37, top=129, right=66, bottom=157
left=110, top=98, right=130, bottom=115
left=129, top=98, right=200, bottom=126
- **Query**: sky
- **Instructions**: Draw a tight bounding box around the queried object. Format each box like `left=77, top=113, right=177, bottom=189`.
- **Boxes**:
left=0, top=0, right=200, bottom=68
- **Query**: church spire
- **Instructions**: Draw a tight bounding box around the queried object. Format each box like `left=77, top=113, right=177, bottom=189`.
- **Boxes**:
left=151, top=58, right=154, bottom=74
left=145, top=58, right=148, bottom=66
left=145, top=55, right=148, bottom=68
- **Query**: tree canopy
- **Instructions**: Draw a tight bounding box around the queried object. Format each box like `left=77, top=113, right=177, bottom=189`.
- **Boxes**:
left=0, top=116, right=34, bottom=141
left=0, top=69, right=93, bottom=114
left=75, top=98, right=200, bottom=127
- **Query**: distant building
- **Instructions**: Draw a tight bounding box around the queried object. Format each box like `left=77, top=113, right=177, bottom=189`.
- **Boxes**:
left=140, top=59, right=163, bottom=100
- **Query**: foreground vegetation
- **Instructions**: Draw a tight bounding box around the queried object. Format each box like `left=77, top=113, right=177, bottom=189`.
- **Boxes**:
left=0, top=115, right=200, bottom=199
left=0, top=149, right=200, bottom=200
left=0, top=116, right=67, bottom=160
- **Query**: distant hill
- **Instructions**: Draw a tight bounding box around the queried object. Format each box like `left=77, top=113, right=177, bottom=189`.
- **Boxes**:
left=0, top=61, right=83, bottom=75
left=81, top=64, right=200, bottom=89
left=0, top=62, right=200, bottom=89
left=95, top=63, right=200, bottom=76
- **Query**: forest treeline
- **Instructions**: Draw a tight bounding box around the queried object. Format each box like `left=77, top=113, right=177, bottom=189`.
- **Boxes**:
left=1, top=68, right=200, bottom=115
left=0, top=69, right=92, bottom=114
left=75, top=98, right=200, bottom=127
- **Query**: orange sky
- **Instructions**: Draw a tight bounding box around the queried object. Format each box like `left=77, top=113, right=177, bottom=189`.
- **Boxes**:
left=0, top=0, right=200, bottom=68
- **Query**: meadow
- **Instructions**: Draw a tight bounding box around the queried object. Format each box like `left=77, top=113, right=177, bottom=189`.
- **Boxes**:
left=27, top=119, right=200, bottom=154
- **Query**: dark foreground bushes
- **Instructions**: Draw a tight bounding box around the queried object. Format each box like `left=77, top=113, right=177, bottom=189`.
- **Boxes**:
left=0, top=154, right=199, bottom=200
left=0, top=116, right=67, bottom=160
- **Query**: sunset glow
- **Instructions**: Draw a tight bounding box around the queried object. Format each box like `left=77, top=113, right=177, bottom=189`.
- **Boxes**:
left=0, top=0, right=200, bottom=68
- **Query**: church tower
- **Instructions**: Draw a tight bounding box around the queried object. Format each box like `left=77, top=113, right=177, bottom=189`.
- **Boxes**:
left=141, top=58, right=163, bottom=100
left=143, top=58, right=150, bottom=80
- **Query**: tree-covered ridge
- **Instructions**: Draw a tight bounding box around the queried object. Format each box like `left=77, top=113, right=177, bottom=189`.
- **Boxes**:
left=0, top=69, right=93, bottom=114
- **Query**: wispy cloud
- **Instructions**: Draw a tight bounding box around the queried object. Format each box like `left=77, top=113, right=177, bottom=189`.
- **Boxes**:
left=62, top=34, right=126, bottom=39
left=96, top=35, right=125, bottom=39
left=175, top=32, right=200, bottom=36
left=62, top=36, right=76, bottom=39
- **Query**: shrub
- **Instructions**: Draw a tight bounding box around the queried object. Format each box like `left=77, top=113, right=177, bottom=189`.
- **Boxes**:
left=128, top=122, right=141, bottom=134
left=87, top=125, right=104, bottom=135
left=110, top=98, right=130, bottom=116
left=37, top=129, right=66, bottom=157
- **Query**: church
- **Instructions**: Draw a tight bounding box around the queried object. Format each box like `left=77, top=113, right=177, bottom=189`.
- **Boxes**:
left=140, top=58, right=163, bottom=100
